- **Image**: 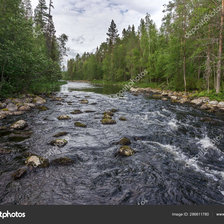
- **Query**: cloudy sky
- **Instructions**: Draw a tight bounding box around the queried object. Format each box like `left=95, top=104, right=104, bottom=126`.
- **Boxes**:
left=31, top=0, right=169, bottom=60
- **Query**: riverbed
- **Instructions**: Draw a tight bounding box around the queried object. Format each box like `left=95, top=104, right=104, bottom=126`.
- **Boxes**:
left=1, top=81, right=224, bottom=205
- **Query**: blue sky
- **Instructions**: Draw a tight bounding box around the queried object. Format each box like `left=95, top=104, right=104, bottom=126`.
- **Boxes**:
left=31, top=0, right=169, bottom=60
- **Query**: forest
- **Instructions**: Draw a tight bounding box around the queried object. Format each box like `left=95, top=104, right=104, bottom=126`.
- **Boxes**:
left=65, top=0, right=224, bottom=98
left=0, top=0, right=68, bottom=97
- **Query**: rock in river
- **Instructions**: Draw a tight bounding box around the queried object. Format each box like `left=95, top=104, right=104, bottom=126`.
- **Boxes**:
left=50, top=139, right=68, bottom=147
left=119, top=146, right=135, bottom=157
left=33, top=96, right=46, bottom=105
left=53, top=132, right=68, bottom=137
left=25, top=155, right=49, bottom=168
left=10, top=120, right=28, bottom=130
left=75, top=122, right=87, bottom=128
left=80, top=99, right=89, bottom=104
left=12, top=168, right=27, bottom=180
left=101, top=118, right=116, bottom=125
left=51, top=157, right=74, bottom=166
left=119, top=137, right=131, bottom=145
left=57, top=115, right=71, bottom=120
left=71, top=110, right=83, bottom=115
left=119, top=117, right=127, bottom=121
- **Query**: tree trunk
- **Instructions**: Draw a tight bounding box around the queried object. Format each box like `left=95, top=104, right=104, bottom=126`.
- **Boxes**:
left=216, top=0, right=224, bottom=93
left=183, top=14, right=187, bottom=93
left=206, top=24, right=211, bottom=93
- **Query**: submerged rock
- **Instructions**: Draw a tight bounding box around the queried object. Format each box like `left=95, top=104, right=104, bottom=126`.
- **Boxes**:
left=57, top=115, right=71, bottom=120
left=71, top=110, right=83, bottom=115
left=25, top=155, right=49, bottom=168
left=119, top=146, right=135, bottom=157
left=51, top=157, right=74, bottom=166
left=53, top=132, right=68, bottom=137
left=10, top=120, right=28, bottom=130
left=85, top=110, right=96, bottom=113
left=119, top=117, right=127, bottom=121
left=101, top=118, right=116, bottom=125
left=12, top=168, right=27, bottom=180
left=37, top=105, right=49, bottom=111
left=75, top=122, right=87, bottom=128
left=50, top=139, right=68, bottom=147
left=110, top=109, right=118, bottom=113
left=119, top=137, right=131, bottom=145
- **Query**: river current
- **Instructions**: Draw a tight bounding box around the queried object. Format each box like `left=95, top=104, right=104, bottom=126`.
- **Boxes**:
left=0, top=81, right=224, bottom=205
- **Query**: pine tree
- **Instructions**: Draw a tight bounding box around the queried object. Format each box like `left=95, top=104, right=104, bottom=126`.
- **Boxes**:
left=106, top=20, right=119, bottom=47
left=34, top=0, right=48, bottom=29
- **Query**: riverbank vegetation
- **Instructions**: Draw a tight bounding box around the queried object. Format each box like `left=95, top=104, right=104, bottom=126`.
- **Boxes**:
left=0, top=0, right=68, bottom=98
left=65, top=0, right=224, bottom=98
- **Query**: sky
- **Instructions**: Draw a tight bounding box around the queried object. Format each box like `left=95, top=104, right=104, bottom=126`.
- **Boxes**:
left=31, top=0, right=169, bottom=60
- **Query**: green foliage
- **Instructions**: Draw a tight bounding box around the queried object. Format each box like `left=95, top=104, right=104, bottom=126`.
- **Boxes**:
left=0, top=0, right=68, bottom=98
left=65, top=0, right=223, bottom=98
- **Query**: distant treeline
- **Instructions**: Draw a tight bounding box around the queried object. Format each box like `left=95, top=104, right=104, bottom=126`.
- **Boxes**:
left=0, top=0, right=68, bottom=97
left=65, top=0, right=224, bottom=94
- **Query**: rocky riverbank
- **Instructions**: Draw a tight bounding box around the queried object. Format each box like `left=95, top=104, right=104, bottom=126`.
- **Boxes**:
left=130, top=87, right=224, bottom=113
left=0, top=95, right=47, bottom=120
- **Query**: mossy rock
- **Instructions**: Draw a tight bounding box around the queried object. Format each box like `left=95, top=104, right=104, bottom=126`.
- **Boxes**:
left=50, top=139, right=68, bottom=147
left=71, top=110, right=83, bottom=115
left=57, top=115, right=71, bottom=120
left=1, top=108, right=9, bottom=111
left=101, top=118, right=116, bottom=125
left=110, top=109, right=118, bottom=113
left=104, top=111, right=114, bottom=117
left=10, top=120, right=28, bottom=130
left=25, top=155, right=50, bottom=168
left=119, top=117, right=127, bottom=121
left=51, top=157, right=74, bottom=166
left=119, top=137, right=131, bottom=145
left=80, top=99, right=89, bottom=104
left=12, top=168, right=27, bottom=180
left=85, top=110, right=96, bottom=113
left=38, top=106, right=49, bottom=111
left=53, top=132, right=68, bottom=137
left=75, top=122, right=87, bottom=128
left=119, top=146, right=135, bottom=157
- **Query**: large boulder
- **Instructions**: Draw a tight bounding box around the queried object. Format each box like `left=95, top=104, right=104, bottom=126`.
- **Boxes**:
left=18, top=105, right=31, bottom=111
left=33, top=96, right=46, bottom=105
left=25, top=155, right=49, bottom=168
left=6, top=103, right=18, bottom=112
left=119, top=146, right=135, bottom=157
left=10, top=120, right=28, bottom=130
left=218, top=102, right=224, bottom=108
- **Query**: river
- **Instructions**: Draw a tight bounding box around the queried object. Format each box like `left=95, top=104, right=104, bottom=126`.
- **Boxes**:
left=0, top=81, right=224, bottom=205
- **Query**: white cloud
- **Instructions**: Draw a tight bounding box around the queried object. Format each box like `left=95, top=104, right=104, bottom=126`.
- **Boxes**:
left=31, top=0, right=169, bottom=60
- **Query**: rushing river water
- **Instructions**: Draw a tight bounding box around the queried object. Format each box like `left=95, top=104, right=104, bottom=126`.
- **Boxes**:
left=1, top=81, right=224, bottom=205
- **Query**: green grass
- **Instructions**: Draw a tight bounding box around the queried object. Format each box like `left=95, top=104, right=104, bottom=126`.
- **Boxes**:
left=192, top=90, right=224, bottom=102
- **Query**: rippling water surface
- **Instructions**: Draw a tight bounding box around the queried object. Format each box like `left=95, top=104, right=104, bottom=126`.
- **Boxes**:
left=1, top=81, right=224, bottom=205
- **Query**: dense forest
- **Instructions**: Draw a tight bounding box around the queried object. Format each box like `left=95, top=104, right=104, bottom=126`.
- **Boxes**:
left=65, top=0, right=224, bottom=95
left=0, top=0, right=68, bottom=97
